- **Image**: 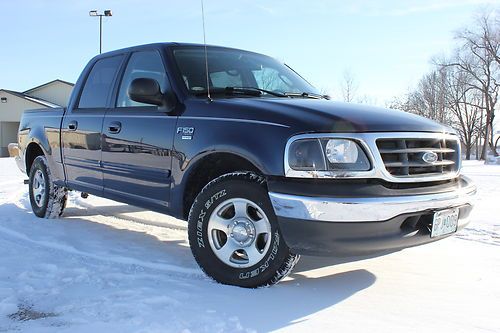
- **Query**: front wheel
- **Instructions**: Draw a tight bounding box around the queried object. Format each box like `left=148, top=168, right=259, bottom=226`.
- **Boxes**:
left=29, top=155, right=67, bottom=218
left=188, top=172, right=300, bottom=288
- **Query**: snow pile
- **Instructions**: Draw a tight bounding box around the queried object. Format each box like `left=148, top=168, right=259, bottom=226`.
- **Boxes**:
left=0, top=158, right=499, bottom=332
left=485, top=154, right=500, bottom=165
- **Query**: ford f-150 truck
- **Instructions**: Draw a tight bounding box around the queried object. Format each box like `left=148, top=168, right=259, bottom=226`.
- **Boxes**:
left=12, top=43, right=476, bottom=288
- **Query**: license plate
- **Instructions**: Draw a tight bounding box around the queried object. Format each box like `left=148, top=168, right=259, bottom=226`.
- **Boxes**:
left=431, top=208, right=459, bottom=238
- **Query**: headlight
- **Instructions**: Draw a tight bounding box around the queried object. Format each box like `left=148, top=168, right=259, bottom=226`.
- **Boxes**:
left=325, top=139, right=358, bottom=163
left=288, top=138, right=370, bottom=172
left=288, top=139, right=326, bottom=171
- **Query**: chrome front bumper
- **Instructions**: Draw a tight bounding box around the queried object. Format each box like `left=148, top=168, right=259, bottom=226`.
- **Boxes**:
left=8, top=143, right=20, bottom=158
left=269, top=175, right=476, bottom=223
left=8, top=143, right=25, bottom=173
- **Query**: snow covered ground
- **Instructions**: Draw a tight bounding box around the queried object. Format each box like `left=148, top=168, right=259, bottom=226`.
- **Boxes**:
left=0, top=157, right=498, bottom=333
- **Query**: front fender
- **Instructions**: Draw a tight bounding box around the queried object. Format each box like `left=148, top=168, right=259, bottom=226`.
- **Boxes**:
left=172, top=115, right=292, bottom=177
left=168, top=114, right=293, bottom=219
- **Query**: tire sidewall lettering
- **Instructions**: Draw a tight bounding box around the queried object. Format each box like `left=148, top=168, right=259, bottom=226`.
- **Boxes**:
left=196, top=209, right=206, bottom=248
left=197, top=189, right=227, bottom=248
left=204, top=189, right=227, bottom=210
left=239, top=232, right=280, bottom=280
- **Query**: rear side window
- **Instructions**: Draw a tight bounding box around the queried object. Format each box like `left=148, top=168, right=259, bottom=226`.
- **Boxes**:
left=116, top=50, right=168, bottom=107
left=78, top=55, right=123, bottom=108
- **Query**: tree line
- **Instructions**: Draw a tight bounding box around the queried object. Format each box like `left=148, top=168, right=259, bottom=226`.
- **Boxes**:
left=389, top=11, right=499, bottom=160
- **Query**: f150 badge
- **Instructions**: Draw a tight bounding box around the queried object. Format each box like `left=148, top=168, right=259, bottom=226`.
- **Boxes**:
left=177, top=127, right=195, bottom=140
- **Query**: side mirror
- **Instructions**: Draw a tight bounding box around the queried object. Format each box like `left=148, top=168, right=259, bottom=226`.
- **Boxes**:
left=128, top=78, right=165, bottom=107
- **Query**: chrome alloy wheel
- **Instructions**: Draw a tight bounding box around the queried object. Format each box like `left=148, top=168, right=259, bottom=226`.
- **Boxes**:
left=32, top=169, right=46, bottom=207
left=207, top=198, right=272, bottom=268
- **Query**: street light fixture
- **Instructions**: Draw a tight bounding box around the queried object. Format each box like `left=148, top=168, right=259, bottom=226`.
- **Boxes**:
left=89, top=9, right=113, bottom=54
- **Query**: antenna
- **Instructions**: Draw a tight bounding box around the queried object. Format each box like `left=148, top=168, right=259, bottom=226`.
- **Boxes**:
left=200, top=0, right=211, bottom=100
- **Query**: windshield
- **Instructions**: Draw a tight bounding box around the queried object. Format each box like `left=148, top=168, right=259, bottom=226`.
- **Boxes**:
left=172, top=47, right=319, bottom=97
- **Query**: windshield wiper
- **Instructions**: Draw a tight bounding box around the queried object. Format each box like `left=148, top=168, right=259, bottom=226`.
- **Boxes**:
left=193, top=86, right=287, bottom=98
left=237, top=87, right=287, bottom=97
left=284, top=92, right=330, bottom=100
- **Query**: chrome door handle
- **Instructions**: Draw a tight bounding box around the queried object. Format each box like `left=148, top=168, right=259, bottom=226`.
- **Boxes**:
left=107, top=121, right=122, bottom=134
left=68, top=121, right=78, bottom=131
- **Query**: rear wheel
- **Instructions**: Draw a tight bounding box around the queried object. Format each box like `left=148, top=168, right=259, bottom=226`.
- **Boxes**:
left=188, top=172, right=300, bottom=288
left=29, top=155, right=67, bottom=218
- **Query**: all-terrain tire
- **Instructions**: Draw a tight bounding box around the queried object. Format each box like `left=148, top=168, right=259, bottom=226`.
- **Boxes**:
left=29, top=155, right=68, bottom=218
left=188, top=172, right=300, bottom=288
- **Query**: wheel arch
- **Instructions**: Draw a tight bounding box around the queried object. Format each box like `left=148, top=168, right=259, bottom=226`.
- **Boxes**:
left=180, top=151, right=265, bottom=220
left=25, top=142, right=46, bottom=175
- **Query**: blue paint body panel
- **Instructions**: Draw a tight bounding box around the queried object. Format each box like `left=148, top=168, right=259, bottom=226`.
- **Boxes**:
left=17, top=42, right=452, bottom=220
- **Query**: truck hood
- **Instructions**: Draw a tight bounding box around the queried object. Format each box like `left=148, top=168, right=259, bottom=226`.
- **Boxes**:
left=211, top=98, right=450, bottom=133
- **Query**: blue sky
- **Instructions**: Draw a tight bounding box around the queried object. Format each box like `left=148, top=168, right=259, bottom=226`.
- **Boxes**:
left=0, top=0, right=498, bottom=104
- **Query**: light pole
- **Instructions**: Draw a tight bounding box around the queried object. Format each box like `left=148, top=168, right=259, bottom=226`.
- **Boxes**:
left=89, top=10, right=112, bottom=54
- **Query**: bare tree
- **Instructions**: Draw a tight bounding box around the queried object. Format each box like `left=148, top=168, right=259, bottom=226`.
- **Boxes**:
left=390, top=65, right=483, bottom=159
left=418, top=69, right=450, bottom=124
left=441, top=12, right=500, bottom=158
left=339, top=70, right=358, bottom=102
left=483, top=14, right=500, bottom=66
left=356, top=94, right=377, bottom=105
left=391, top=69, right=452, bottom=126
left=445, top=67, right=483, bottom=159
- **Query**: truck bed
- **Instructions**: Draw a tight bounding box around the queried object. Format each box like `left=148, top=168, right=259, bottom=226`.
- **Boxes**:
left=17, top=107, right=65, bottom=174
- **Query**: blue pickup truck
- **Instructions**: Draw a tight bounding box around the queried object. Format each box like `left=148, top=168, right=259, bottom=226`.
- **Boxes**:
left=12, top=43, right=476, bottom=288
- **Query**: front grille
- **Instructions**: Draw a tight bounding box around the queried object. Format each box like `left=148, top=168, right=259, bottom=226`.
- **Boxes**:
left=376, top=137, right=459, bottom=178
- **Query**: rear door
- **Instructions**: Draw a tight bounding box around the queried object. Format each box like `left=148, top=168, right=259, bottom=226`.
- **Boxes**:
left=101, top=49, right=177, bottom=211
left=61, top=55, right=124, bottom=194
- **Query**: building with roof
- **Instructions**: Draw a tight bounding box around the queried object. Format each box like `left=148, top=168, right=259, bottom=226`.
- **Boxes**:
left=0, top=79, right=73, bottom=156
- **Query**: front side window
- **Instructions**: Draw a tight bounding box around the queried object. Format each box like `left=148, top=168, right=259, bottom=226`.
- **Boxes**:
left=117, top=50, right=168, bottom=107
left=78, top=55, right=123, bottom=108
left=173, top=47, right=318, bottom=97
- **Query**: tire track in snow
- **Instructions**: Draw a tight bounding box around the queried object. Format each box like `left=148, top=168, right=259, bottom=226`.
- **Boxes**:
left=2, top=190, right=203, bottom=280
left=0, top=224, right=204, bottom=278
left=456, top=227, right=500, bottom=246
left=0, top=181, right=27, bottom=205
left=70, top=196, right=187, bottom=232
left=0, top=180, right=24, bottom=187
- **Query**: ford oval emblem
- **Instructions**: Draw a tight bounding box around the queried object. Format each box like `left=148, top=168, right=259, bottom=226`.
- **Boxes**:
left=422, top=151, right=438, bottom=164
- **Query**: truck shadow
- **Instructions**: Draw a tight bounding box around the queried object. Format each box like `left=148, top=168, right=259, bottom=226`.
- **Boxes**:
left=210, top=268, right=376, bottom=332
left=293, top=249, right=400, bottom=273
left=1, top=197, right=376, bottom=332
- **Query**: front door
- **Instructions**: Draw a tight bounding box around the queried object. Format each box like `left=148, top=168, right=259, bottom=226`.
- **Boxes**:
left=62, top=55, right=124, bottom=194
left=101, top=49, right=177, bottom=211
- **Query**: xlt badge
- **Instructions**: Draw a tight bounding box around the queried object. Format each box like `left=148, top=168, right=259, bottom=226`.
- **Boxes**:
left=177, top=127, right=195, bottom=140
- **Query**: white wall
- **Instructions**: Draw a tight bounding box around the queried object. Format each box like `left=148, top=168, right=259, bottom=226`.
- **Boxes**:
left=0, top=91, right=46, bottom=122
left=26, top=82, right=73, bottom=107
